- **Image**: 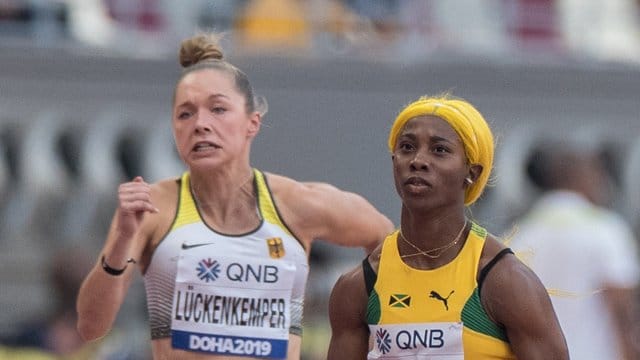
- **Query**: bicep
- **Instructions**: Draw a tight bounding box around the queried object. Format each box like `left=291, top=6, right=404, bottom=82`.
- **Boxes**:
left=483, top=260, right=569, bottom=360
left=302, top=183, right=394, bottom=248
left=327, top=270, right=370, bottom=359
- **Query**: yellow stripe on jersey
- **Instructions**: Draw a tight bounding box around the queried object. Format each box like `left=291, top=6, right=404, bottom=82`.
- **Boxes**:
left=170, top=169, right=293, bottom=238
left=254, top=169, right=293, bottom=237
left=171, top=172, right=200, bottom=230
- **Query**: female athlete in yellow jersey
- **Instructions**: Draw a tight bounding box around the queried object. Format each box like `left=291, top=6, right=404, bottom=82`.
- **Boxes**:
left=327, top=95, right=569, bottom=359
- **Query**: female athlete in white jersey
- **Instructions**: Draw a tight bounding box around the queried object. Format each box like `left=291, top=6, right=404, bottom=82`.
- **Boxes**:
left=76, top=33, right=394, bottom=360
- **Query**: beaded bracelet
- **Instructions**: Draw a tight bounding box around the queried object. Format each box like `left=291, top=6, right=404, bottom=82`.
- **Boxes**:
left=101, top=254, right=136, bottom=276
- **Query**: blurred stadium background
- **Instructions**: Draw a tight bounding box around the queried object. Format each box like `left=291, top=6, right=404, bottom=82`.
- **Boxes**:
left=1, top=0, right=639, bottom=358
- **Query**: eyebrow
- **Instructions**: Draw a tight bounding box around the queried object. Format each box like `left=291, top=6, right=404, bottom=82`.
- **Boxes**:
left=208, top=93, right=229, bottom=101
left=399, top=133, right=455, bottom=144
left=430, top=135, right=455, bottom=144
left=175, top=93, right=230, bottom=108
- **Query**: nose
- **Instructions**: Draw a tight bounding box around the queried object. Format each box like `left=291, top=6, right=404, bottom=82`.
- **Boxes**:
left=194, top=111, right=212, bottom=134
left=410, top=151, right=429, bottom=171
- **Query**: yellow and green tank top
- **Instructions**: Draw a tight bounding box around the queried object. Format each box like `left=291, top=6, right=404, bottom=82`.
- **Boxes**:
left=364, top=222, right=516, bottom=359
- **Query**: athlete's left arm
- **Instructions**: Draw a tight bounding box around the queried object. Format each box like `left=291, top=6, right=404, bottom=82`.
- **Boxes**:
left=272, top=175, right=394, bottom=253
left=481, top=255, right=570, bottom=360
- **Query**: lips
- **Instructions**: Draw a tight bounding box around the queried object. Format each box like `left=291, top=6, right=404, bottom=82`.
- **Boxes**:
left=192, top=141, right=221, bottom=152
left=405, top=176, right=430, bottom=187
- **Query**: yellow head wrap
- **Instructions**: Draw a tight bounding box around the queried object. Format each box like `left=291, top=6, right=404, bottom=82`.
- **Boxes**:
left=388, top=95, right=494, bottom=205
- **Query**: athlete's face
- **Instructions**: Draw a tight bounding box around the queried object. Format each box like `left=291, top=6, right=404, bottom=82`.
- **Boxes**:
left=172, top=69, right=260, bottom=169
left=391, top=115, right=471, bottom=211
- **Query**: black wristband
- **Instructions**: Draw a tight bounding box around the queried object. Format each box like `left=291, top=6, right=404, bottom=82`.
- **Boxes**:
left=101, top=255, right=136, bottom=276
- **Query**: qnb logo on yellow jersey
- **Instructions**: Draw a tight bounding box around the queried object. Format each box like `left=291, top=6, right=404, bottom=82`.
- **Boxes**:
left=389, top=294, right=411, bottom=308
left=266, top=237, right=285, bottom=259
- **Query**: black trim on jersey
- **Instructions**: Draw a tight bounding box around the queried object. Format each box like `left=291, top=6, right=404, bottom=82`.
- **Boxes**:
left=362, top=257, right=377, bottom=296
left=477, top=248, right=514, bottom=298
left=260, top=170, right=307, bottom=251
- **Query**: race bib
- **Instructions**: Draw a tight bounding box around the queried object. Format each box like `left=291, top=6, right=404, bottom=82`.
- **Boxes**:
left=170, top=253, right=296, bottom=358
left=368, top=322, right=464, bottom=359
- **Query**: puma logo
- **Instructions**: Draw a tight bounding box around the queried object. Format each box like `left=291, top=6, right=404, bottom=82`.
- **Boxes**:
left=429, top=290, right=455, bottom=311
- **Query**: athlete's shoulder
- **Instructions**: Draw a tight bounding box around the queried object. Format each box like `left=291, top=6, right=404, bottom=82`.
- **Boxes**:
left=262, top=171, right=335, bottom=193
left=333, top=261, right=367, bottom=299
left=145, top=176, right=181, bottom=235
left=150, top=175, right=181, bottom=193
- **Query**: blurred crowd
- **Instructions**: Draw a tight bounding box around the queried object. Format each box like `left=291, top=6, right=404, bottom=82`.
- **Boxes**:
left=1, top=0, right=640, bottom=63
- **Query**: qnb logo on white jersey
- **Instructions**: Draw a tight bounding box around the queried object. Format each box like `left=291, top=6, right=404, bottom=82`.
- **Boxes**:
left=226, top=262, right=279, bottom=284
left=197, top=258, right=221, bottom=282
left=193, top=259, right=280, bottom=284
left=370, top=323, right=463, bottom=358
left=376, top=328, right=445, bottom=353
left=395, top=328, right=445, bottom=350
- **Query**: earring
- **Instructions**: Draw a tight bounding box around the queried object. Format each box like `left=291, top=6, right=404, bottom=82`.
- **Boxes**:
left=465, top=177, right=473, bottom=185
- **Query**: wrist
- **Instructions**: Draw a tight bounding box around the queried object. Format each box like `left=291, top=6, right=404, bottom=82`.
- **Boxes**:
left=101, top=254, right=136, bottom=276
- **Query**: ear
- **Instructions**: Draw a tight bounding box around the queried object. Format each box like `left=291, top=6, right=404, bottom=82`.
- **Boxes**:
left=247, top=111, right=261, bottom=138
left=466, top=164, right=483, bottom=185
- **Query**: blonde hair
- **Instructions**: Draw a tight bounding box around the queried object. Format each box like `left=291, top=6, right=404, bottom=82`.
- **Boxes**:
left=388, top=95, right=494, bottom=205
left=179, top=32, right=225, bottom=66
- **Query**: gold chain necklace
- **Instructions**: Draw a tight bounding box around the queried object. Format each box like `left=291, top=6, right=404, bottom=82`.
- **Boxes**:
left=399, top=219, right=468, bottom=259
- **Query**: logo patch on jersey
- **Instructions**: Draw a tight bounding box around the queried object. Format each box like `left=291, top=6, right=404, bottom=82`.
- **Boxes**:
left=181, top=242, right=214, bottom=250
left=429, top=290, right=455, bottom=311
left=196, top=258, right=221, bottom=282
left=389, top=294, right=411, bottom=308
left=267, top=237, right=285, bottom=259
left=375, top=328, right=392, bottom=354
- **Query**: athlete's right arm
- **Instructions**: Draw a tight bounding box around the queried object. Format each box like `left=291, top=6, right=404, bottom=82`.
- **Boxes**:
left=76, top=176, right=159, bottom=341
left=327, top=266, right=370, bottom=359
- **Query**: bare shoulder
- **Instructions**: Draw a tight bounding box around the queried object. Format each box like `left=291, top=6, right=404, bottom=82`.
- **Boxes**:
left=328, top=257, right=375, bottom=358
left=150, top=176, right=181, bottom=194
left=330, top=261, right=368, bottom=317
left=478, top=234, right=517, bottom=270
left=479, top=236, right=569, bottom=358
left=264, top=172, right=393, bottom=251
left=335, top=264, right=366, bottom=293
left=263, top=172, right=338, bottom=205
left=333, top=248, right=381, bottom=304
left=479, top=234, right=551, bottom=324
left=260, top=172, right=314, bottom=239
left=141, top=177, right=181, bottom=257
left=148, top=177, right=180, bottom=216
left=479, top=234, right=537, bottom=290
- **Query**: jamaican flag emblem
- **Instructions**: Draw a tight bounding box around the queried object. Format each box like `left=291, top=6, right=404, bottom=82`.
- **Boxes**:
left=389, top=294, right=411, bottom=308
left=267, top=237, right=285, bottom=259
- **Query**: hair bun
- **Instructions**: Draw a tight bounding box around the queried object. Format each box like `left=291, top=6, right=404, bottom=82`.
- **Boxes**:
left=178, top=33, right=225, bottom=68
